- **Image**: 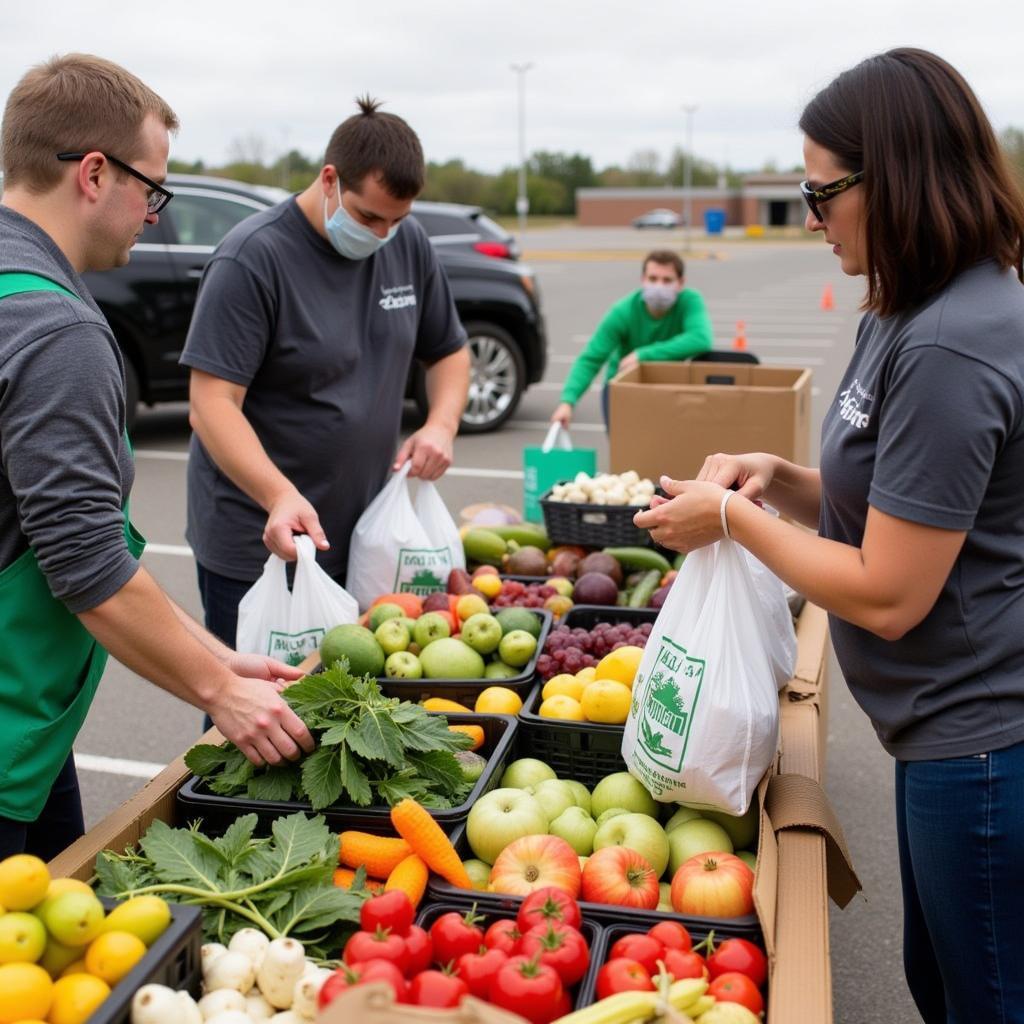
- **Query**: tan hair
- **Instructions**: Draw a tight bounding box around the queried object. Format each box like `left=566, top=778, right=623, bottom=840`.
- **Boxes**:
left=1, top=53, right=178, bottom=192
left=643, top=250, right=685, bottom=280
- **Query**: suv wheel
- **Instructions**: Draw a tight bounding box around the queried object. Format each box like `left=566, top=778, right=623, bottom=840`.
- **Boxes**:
left=459, top=321, right=525, bottom=433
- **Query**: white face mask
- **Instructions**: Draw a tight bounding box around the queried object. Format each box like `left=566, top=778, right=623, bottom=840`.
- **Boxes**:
left=323, top=182, right=399, bottom=259
left=642, top=282, right=679, bottom=313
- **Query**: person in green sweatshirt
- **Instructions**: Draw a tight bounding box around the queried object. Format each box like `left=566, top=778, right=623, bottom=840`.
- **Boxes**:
left=551, top=249, right=713, bottom=428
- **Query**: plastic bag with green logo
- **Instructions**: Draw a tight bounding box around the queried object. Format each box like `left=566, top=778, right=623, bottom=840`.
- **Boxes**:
left=621, top=539, right=780, bottom=815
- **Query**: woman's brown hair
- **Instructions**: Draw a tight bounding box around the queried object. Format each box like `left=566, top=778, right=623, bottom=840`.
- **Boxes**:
left=799, top=48, right=1024, bottom=317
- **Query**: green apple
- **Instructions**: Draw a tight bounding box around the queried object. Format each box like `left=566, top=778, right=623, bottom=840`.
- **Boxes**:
left=665, top=806, right=703, bottom=833
left=595, top=807, right=630, bottom=827
left=500, top=758, right=556, bottom=790
left=563, top=780, right=592, bottom=816
left=736, top=850, right=758, bottom=872
left=463, top=858, right=492, bottom=890
left=412, top=611, right=451, bottom=648
left=549, top=806, right=598, bottom=856
left=0, top=911, right=46, bottom=963
left=591, top=772, right=658, bottom=819
left=38, top=891, right=105, bottom=947
left=384, top=651, right=423, bottom=679
left=593, top=813, right=670, bottom=877
left=498, top=629, right=538, bottom=668
left=699, top=801, right=759, bottom=850
left=374, top=619, right=410, bottom=655
left=368, top=602, right=405, bottom=632
left=461, top=613, right=503, bottom=655
left=484, top=661, right=520, bottom=679
left=529, top=779, right=577, bottom=823
left=466, top=788, right=549, bottom=865
left=667, top=818, right=734, bottom=875
left=658, top=882, right=673, bottom=912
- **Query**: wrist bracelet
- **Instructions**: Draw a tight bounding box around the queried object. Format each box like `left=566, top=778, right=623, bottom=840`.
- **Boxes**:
left=720, top=489, right=734, bottom=540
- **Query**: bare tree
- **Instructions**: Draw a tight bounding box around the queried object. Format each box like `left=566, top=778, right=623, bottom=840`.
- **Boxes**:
left=226, top=133, right=269, bottom=167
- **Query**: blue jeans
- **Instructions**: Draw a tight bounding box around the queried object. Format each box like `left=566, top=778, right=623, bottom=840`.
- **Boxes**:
left=896, top=740, right=1024, bottom=1023
left=0, top=753, right=84, bottom=859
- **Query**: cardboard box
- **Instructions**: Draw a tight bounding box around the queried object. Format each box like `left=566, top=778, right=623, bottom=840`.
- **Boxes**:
left=609, top=362, right=813, bottom=481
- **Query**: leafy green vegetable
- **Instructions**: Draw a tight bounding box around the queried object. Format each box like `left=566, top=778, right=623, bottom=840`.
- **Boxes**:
left=184, top=660, right=474, bottom=810
left=95, top=812, right=364, bottom=961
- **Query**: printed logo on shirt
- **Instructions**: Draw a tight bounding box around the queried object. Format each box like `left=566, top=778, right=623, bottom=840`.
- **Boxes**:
left=837, top=378, right=875, bottom=430
left=379, top=283, right=417, bottom=311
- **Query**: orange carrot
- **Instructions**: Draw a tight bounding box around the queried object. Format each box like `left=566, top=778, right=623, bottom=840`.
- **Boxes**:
left=384, top=854, right=429, bottom=909
left=333, top=867, right=385, bottom=892
left=338, top=831, right=413, bottom=878
left=390, top=798, right=475, bottom=889
left=448, top=724, right=485, bottom=751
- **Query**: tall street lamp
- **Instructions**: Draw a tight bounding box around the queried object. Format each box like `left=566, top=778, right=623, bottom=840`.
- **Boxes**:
left=682, top=104, right=698, bottom=251
left=511, top=62, right=534, bottom=237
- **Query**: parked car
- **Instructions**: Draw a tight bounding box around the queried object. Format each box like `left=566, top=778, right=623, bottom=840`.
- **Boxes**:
left=631, top=208, right=681, bottom=229
left=78, top=176, right=546, bottom=433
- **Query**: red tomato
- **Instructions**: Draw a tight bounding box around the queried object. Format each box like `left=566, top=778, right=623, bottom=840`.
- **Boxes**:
left=318, top=965, right=360, bottom=1009
left=707, top=937, right=768, bottom=987
left=647, top=920, right=693, bottom=952
left=552, top=988, right=573, bottom=1018
left=608, top=933, right=664, bottom=976
left=519, top=922, right=590, bottom=986
left=517, top=887, right=583, bottom=933
left=410, top=969, right=470, bottom=1008
left=709, top=971, right=765, bottom=1015
left=595, top=958, right=655, bottom=1000
left=489, top=955, right=565, bottom=1024
left=429, top=908, right=486, bottom=966
left=343, top=928, right=409, bottom=973
left=318, top=960, right=408, bottom=1009
left=457, top=947, right=509, bottom=999
left=484, top=918, right=522, bottom=956
left=360, top=890, right=414, bottom=936
left=403, top=924, right=433, bottom=976
left=659, top=948, right=708, bottom=981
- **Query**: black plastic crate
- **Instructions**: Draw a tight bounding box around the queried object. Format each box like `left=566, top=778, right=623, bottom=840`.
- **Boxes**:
left=540, top=485, right=654, bottom=548
left=176, top=713, right=518, bottom=835
left=577, top=919, right=766, bottom=1008
left=89, top=901, right=202, bottom=1023
left=415, top=898, right=603, bottom=1011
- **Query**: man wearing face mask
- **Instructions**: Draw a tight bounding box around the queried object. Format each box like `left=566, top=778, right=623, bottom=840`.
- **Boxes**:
left=181, top=97, right=470, bottom=648
left=551, top=250, right=711, bottom=429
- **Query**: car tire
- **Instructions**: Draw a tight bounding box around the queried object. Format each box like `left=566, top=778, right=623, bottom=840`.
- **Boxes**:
left=459, top=321, right=526, bottom=434
left=122, top=356, right=140, bottom=435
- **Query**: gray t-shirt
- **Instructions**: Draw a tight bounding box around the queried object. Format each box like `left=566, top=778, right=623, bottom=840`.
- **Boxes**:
left=0, top=206, right=137, bottom=612
left=181, top=198, right=466, bottom=580
left=819, top=260, right=1024, bottom=760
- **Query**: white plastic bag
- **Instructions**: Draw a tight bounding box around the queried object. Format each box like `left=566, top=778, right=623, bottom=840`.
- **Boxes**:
left=346, top=463, right=464, bottom=611
left=742, top=548, right=797, bottom=690
left=236, top=535, right=359, bottom=664
left=621, top=540, right=780, bottom=815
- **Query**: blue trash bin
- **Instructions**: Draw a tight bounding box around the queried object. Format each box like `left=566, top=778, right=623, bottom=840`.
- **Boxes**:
left=704, top=208, right=726, bottom=234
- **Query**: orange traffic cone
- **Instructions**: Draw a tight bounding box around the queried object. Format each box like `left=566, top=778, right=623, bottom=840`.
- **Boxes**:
left=820, top=283, right=835, bottom=311
left=732, top=320, right=748, bottom=351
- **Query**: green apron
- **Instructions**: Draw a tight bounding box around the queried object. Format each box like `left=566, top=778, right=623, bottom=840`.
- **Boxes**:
left=0, top=272, right=145, bottom=821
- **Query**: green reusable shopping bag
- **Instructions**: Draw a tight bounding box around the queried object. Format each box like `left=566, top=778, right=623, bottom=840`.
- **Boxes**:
left=522, top=424, right=597, bottom=523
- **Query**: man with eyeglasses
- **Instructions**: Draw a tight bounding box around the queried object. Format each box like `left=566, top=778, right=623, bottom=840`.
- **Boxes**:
left=0, top=54, right=313, bottom=859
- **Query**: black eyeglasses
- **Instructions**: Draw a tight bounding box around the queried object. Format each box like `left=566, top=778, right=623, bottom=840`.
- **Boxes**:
left=799, top=170, right=864, bottom=223
left=56, top=151, right=174, bottom=215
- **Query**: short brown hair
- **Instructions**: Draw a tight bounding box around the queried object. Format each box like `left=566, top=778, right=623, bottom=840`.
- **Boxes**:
left=324, top=96, right=424, bottom=200
left=1, top=53, right=178, bottom=193
left=800, top=48, right=1024, bottom=317
left=643, top=250, right=685, bottom=279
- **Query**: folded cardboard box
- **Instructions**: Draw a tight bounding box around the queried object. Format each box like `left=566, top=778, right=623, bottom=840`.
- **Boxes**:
left=609, top=362, right=813, bottom=482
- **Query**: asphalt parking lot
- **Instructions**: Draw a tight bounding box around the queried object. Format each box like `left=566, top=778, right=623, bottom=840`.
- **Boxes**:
left=76, top=228, right=919, bottom=1023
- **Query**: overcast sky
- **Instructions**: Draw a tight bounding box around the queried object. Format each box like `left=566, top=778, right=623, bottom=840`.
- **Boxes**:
left=3, top=1, right=1022, bottom=178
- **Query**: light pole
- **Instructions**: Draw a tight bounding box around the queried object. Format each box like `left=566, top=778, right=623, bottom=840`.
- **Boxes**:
left=682, top=104, right=698, bottom=251
left=510, top=62, right=534, bottom=237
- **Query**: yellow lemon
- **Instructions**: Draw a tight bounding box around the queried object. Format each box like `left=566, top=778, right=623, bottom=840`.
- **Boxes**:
left=58, top=961, right=86, bottom=979
left=47, top=973, right=110, bottom=1024
left=84, top=931, right=146, bottom=985
left=542, top=674, right=585, bottom=702
left=581, top=679, right=632, bottom=724
left=474, top=686, right=523, bottom=715
left=595, top=646, right=645, bottom=688
left=98, top=896, right=171, bottom=946
left=574, top=666, right=598, bottom=684
left=538, top=695, right=586, bottom=721
left=0, top=962, right=52, bottom=1022
left=0, top=856, right=49, bottom=912
left=472, top=575, right=502, bottom=599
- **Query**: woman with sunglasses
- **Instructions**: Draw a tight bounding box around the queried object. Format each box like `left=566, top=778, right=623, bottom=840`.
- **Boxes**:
left=635, top=48, right=1024, bottom=1021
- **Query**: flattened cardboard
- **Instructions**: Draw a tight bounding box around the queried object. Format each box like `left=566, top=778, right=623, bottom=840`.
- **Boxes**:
left=608, top=362, right=812, bottom=482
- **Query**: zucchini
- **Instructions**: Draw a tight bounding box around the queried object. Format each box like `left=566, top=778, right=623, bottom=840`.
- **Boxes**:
left=628, top=569, right=662, bottom=608
left=483, top=523, right=552, bottom=551
left=603, top=546, right=672, bottom=574
left=462, top=528, right=507, bottom=566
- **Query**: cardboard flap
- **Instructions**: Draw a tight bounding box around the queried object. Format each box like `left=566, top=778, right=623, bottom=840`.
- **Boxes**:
left=764, top=772, right=861, bottom=908
left=318, top=983, right=528, bottom=1024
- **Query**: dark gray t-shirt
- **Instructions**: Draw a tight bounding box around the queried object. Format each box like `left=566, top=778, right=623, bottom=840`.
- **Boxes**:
left=0, top=206, right=137, bottom=612
left=819, top=260, right=1024, bottom=760
left=181, top=198, right=466, bottom=580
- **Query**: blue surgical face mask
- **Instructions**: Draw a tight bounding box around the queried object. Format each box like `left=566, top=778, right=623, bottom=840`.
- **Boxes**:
left=323, top=182, right=399, bottom=259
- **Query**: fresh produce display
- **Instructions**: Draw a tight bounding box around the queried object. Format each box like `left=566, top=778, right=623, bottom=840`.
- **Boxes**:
left=535, top=644, right=647, bottom=725
left=537, top=620, right=653, bottom=682
left=0, top=853, right=174, bottom=1024
left=184, top=661, right=477, bottom=809
left=547, top=471, right=656, bottom=507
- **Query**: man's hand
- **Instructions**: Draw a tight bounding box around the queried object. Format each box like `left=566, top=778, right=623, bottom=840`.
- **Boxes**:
left=394, top=423, right=454, bottom=480
left=207, top=676, right=315, bottom=766
left=551, top=402, right=573, bottom=428
left=264, top=490, right=329, bottom=560
left=618, top=352, right=640, bottom=374
left=228, top=652, right=306, bottom=692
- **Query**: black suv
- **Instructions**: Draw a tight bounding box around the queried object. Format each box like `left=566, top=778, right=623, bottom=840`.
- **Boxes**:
left=80, top=177, right=546, bottom=432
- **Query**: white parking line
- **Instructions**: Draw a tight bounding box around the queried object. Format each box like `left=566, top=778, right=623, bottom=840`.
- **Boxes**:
left=75, top=752, right=167, bottom=779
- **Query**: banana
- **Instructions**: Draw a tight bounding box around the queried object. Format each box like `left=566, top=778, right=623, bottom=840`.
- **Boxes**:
left=551, top=979, right=707, bottom=1024
left=603, top=546, right=672, bottom=574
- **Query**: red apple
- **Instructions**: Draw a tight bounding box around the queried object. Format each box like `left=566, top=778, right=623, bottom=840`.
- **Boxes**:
left=580, top=846, right=659, bottom=909
left=490, top=835, right=582, bottom=898
left=670, top=852, right=755, bottom=918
